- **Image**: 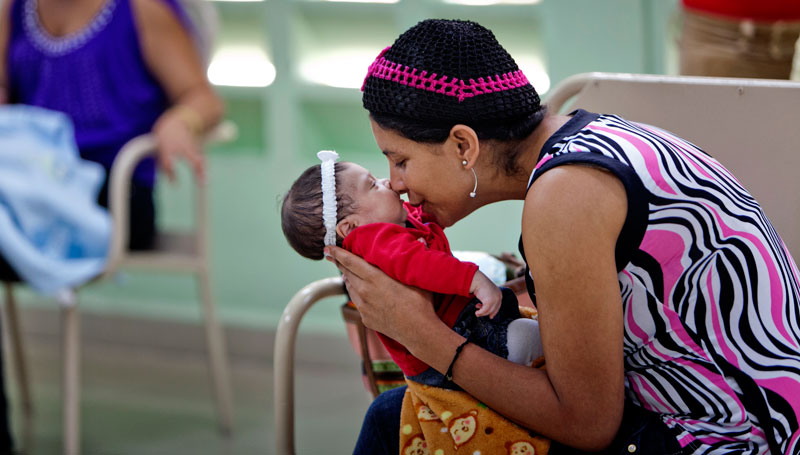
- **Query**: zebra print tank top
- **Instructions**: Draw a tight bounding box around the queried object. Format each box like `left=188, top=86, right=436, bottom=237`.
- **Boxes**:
left=520, top=110, right=800, bottom=454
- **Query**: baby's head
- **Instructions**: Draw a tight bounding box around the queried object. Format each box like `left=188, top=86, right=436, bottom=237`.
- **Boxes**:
left=281, top=157, right=407, bottom=260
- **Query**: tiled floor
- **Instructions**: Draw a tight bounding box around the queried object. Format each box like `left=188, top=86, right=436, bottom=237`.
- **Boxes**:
left=2, top=309, right=373, bottom=455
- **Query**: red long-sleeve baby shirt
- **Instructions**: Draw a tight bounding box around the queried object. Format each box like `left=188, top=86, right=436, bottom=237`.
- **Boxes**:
left=342, top=203, right=478, bottom=376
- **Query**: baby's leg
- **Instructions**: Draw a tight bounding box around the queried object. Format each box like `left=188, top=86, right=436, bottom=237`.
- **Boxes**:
left=506, top=318, right=543, bottom=366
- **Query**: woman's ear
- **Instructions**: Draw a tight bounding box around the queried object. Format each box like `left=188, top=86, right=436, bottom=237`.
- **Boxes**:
left=336, top=216, right=359, bottom=240
left=448, top=124, right=480, bottom=168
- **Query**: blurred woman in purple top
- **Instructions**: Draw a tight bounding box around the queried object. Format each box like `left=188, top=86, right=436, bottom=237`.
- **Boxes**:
left=0, top=0, right=223, bottom=449
left=0, top=0, right=223, bottom=250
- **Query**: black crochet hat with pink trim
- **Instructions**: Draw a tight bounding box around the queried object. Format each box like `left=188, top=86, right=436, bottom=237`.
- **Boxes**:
left=362, top=19, right=541, bottom=126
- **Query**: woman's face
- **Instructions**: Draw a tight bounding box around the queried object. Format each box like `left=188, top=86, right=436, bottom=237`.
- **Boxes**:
left=370, top=119, right=474, bottom=228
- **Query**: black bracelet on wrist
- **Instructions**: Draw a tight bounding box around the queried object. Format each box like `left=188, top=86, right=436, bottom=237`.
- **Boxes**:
left=445, top=337, right=471, bottom=382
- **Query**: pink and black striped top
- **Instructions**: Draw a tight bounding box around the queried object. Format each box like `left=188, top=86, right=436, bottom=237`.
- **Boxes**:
left=520, top=110, right=800, bottom=454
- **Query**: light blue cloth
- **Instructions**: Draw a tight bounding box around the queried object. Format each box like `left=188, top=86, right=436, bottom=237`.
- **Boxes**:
left=0, top=105, right=111, bottom=294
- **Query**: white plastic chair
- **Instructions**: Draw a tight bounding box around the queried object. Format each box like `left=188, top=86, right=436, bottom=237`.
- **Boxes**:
left=272, top=72, right=800, bottom=455
left=1, top=121, right=237, bottom=455
left=546, top=72, right=800, bottom=259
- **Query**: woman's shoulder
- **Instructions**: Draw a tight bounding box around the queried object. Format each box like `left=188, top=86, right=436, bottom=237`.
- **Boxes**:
left=130, top=0, right=198, bottom=70
left=0, top=0, right=17, bottom=19
left=522, top=163, right=627, bottom=241
left=0, top=0, right=13, bottom=35
left=0, top=0, right=12, bottom=17
left=130, top=0, right=190, bottom=37
left=131, top=0, right=180, bottom=25
left=524, top=165, right=626, bottom=211
left=538, top=110, right=602, bottom=153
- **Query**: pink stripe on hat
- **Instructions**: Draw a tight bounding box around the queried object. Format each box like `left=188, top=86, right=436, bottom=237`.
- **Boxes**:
left=362, top=47, right=531, bottom=103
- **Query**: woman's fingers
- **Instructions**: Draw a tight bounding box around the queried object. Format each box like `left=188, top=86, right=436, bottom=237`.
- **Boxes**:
left=181, top=143, right=206, bottom=183
left=324, top=246, right=369, bottom=300
left=326, top=246, right=375, bottom=280
left=325, top=245, right=437, bottom=343
left=156, top=144, right=176, bottom=181
left=154, top=111, right=206, bottom=184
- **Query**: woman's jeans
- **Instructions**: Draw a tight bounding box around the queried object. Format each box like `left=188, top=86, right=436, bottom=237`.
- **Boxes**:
left=353, top=386, right=405, bottom=455
left=353, top=387, right=684, bottom=455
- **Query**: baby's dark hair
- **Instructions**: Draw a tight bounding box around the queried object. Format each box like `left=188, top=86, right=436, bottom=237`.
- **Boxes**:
left=281, top=162, right=356, bottom=260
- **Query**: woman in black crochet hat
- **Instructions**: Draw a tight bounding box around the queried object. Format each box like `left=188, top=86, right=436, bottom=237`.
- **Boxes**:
left=327, top=18, right=800, bottom=455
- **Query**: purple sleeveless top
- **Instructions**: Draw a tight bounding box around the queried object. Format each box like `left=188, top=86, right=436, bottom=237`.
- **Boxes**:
left=7, top=0, right=189, bottom=186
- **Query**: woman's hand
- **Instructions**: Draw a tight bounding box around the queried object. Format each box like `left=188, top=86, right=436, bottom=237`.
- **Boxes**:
left=325, top=245, right=436, bottom=345
left=153, top=107, right=205, bottom=183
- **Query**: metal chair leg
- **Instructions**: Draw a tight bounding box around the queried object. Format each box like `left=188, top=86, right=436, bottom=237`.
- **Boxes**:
left=3, top=283, right=33, bottom=421
left=61, top=296, right=80, bottom=455
left=196, top=268, right=233, bottom=435
left=275, top=277, right=345, bottom=455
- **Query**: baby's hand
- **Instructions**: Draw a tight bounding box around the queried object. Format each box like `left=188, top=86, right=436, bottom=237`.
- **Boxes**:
left=470, top=271, right=502, bottom=319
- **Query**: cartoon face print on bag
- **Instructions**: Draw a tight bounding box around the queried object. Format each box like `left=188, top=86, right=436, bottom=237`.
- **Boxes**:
left=448, top=409, right=479, bottom=448
left=417, top=404, right=439, bottom=422
left=402, top=434, right=430, bottom=455
left=506, top=440, right=536, bottom=455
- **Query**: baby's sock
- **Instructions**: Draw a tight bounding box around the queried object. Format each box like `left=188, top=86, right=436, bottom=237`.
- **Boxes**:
left=506, top=318, right=543, bottom=366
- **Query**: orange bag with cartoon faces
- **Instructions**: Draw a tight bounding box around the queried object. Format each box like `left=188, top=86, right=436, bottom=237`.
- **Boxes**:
left=399, top=379, right=550, bottom=455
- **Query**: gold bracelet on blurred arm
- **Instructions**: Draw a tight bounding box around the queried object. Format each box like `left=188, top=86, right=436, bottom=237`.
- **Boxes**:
left=172, top=104, right=204, bottom=135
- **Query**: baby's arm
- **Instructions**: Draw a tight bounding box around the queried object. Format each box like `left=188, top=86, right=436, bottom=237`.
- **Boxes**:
left=470, top=271, right=502, bottom=318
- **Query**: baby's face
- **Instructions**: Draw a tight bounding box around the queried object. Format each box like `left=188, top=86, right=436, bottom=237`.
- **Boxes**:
left=340, top=163, right=407, bottom=225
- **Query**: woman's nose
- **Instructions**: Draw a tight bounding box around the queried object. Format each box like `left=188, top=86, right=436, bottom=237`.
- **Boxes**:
left=388, top=170, right=407, bottom=194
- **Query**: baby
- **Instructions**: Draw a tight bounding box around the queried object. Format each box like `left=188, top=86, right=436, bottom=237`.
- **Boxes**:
left=281, top=151, right=541, bottom=388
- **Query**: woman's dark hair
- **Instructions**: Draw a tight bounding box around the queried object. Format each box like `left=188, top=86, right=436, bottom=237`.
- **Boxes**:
left=362, top=19, right=547, bottom=176
left=370, top=107, right=547, bottom=176
left=281, top=162, right=355, bottom=260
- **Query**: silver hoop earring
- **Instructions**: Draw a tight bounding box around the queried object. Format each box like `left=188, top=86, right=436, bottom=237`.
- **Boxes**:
left=462, top=160, right=477, bottom=198
left=469, top=168, right=477, bottom=198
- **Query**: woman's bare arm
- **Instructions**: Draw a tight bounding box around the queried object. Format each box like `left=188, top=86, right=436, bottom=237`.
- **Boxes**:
left=132, top=0, right=224, bottom=181
left=328, top=164, right=628, bottom=450
left=0, top=0, right=12, bottom=104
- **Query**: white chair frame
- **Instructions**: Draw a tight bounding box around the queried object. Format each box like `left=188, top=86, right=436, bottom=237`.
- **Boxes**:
left=274, top=277, right=345, bottom=455
left=272, top=73, right=800, bottom=455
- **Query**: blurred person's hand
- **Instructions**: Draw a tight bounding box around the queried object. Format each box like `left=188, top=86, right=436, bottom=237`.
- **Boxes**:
left=153, top=106, right=205, bottom=183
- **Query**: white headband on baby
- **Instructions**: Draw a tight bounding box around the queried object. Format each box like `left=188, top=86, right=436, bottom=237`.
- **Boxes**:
left=318, top=150, right=339, bottom=248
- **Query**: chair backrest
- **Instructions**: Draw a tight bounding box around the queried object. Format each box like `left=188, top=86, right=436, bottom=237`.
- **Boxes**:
left=545, top=72, right=800, bottom=260
left=104, top=121, right=236, bottom=276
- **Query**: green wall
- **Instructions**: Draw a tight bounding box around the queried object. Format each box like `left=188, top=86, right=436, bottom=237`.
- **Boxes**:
left=18, top=0, right=679, bottom=335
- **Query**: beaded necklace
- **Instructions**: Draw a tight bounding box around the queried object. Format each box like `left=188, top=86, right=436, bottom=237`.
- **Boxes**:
left=23, top=0, right=117, bottom=57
